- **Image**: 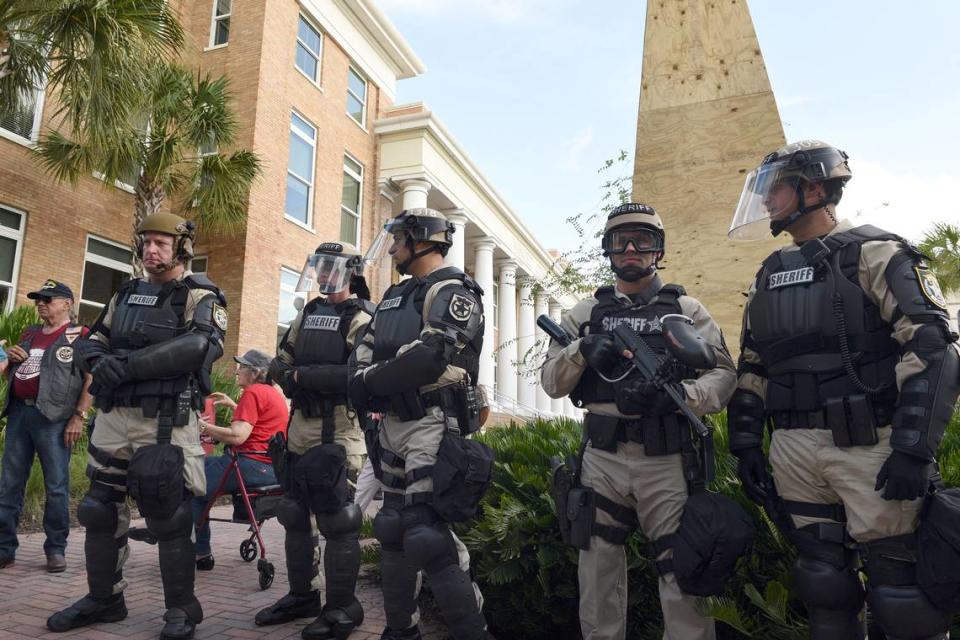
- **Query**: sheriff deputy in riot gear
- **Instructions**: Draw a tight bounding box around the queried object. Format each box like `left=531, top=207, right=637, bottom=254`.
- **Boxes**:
left=47, top=214, right=227, bottom=640
left=255, top=242, right=374, bottom=640
left=728, top=140, right=960, bottom=640
left=542, top=202, right=736, bottom=640
left=349, top=208, right=492, bottom=640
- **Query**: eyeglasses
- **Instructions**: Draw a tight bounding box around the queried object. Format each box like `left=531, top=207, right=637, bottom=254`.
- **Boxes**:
left=34, top=296, right=54, bottom=304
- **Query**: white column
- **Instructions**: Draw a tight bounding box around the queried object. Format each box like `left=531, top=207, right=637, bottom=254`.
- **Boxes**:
left=564, top=397, right=578, bottom=419
left=549, top=303, right=564, bottom=416
left=474, top=241, right=496, bottom=391
left=444, top=210, right=467, bottom=270
left=517, top=278, right=536, bottom=410
left=496, top=260, right=518, bottom=403
left=535, top=292, right=551, bottom=413
left=399, top=179, right=431, bottom=210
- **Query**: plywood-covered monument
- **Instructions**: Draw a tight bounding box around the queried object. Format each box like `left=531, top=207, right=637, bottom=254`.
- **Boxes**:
left=632, top=0, right=787, bottom=350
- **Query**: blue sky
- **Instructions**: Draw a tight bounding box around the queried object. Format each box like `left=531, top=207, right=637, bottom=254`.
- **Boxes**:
left=378, top=0, right=960, bottom=249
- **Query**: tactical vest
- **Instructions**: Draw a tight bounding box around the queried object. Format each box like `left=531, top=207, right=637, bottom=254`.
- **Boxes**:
left=372, top=266, right=484, bottom=385
left=572, top=284, right=689, bottom=407
left=291, top=296, right=374, bottom=419
left=98, top=275, right=222, bottom=410
left=748, top=225, right=901, bottom=423
left=293, top=297, right=374, bottom=366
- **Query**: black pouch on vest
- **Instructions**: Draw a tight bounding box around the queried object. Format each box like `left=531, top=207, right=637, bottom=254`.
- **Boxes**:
left=291, top=444, right=348, bottom=514
left=826, top=395, right=878, bottom=447
left=127, top=443, right=185, bottom=519
left=642, top=415, right=684, bottom=456
left=391, top=389, right=426, bottom=422
left=584, top=413, right=620, bottom=452
left=431, top=434, right=494, bottom=523
left=567, top=487, right=596, bottom=551
left=268, top=431, right=289, bottom=491
left=454, top=385, right=481, bottom=435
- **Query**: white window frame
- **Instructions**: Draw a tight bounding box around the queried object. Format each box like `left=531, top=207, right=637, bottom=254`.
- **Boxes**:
left=278, top=266, right=307, bottom=338
left=0, top=85, right=46, bottom=147
left=207, top=0, right=232, bottom=50
left=346, top=66, right=367, bottom=128
left=295, top=14, right=323, bottom=87
left=285, top=111, right=317, bottom=229
left=79, top=235, right=134, bottom=319
left=189, top=255, right=209, bottom=274
left=0, top=205, right=26, bottom=312
left=340, top=153, right=363, bottom=247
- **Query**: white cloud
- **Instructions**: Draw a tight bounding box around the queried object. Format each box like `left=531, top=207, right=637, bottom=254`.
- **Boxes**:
left=560, top=126, right=594, bottom=172
left=839, top=159, right=960, bottom=242
left=378, top=0, right=544, bottom=24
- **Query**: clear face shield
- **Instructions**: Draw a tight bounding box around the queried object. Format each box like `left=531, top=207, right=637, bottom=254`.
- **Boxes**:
left=296, top=253, right=356, bottom=294
left=363, top=216, right=411, bottom=267
left=728, top=159, right=801, bottom=241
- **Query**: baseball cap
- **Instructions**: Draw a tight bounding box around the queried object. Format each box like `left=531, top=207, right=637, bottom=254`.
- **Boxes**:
left=27, top=279, right=74, bottom=301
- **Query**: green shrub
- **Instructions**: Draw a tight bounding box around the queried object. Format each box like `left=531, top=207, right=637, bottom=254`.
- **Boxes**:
left=463, top=410, right=960, bottom=639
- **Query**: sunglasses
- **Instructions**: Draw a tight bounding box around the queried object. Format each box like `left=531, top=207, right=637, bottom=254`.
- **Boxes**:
left=33, top=296, right=54, bottom=304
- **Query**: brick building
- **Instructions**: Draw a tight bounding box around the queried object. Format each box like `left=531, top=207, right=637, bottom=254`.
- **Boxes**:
left=0, top=0, right=580, bottom=419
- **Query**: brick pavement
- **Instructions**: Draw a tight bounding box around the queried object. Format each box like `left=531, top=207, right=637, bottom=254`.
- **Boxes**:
left=0, top=505, right=446, bottom=640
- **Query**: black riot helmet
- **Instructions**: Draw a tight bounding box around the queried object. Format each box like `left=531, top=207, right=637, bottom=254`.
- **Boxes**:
left=364, top=208, right=455, bottom=275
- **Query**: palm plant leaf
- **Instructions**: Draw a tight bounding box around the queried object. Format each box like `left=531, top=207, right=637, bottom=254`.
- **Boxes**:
left=919, top=222, right=960, bottom=294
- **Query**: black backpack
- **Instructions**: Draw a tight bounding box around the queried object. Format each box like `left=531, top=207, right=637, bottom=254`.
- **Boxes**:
left=917, top=487, right=960, bottom=611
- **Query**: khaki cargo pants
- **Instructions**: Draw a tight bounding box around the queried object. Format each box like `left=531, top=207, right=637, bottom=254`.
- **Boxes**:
left=86, top=407, right=205, bottom=595
left=578, top=441, right=716, bottom=640
left=769, top=426, right=922, bottom=541
left=377, top=406, right=481, bottom=629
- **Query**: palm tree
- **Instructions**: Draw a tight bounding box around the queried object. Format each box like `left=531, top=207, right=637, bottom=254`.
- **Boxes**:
left=1, top=0, right=184, bottom=146
left=33, top=61, right=262, bottom=271
left=919, top=222, right=960, bottom=294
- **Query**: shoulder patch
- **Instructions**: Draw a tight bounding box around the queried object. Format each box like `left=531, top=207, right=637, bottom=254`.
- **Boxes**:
left=447, top=293, right=476, bottom=323
left=915, top=266, right=948, bottom=310
left=212, top=303, right=228, bottom=331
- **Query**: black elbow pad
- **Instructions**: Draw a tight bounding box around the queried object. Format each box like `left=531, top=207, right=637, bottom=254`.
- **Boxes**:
left=298, top=364, right=350, bottom=394
left=727, top=390, right=767, bottom=453
left=364, top=341, right=447, bottom=395
left=75, top=338, right=110, bottom=373
left=126, top=333, right=209, bottom=381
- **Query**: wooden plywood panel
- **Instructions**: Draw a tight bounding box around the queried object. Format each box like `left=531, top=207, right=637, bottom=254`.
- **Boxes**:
left=633, top=0, right=787, bottom=351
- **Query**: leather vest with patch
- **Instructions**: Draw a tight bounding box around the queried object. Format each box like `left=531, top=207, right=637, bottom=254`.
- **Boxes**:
left=372, top=267, right=484, bottom=384
left=572, top=284, right=688, bottom=406
left=2, top=324, right=86, bottom=422
left=748, top=225, right=901, bottom=414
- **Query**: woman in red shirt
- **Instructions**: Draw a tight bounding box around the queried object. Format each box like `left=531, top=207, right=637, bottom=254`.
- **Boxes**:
left=191, top=349, right=289, bottom=570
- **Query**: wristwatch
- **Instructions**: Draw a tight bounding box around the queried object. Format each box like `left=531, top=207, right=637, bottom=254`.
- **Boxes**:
left=73, top=410, right=85, bottom=419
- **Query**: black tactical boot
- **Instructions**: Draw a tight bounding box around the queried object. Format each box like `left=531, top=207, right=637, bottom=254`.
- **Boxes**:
left=380, top=625, right=422, bottom=640
left=255, top=591, right=323, bottom=626
left=46, top=593, right=128, bottom=631
left=302, top=598, right=365, bottom=640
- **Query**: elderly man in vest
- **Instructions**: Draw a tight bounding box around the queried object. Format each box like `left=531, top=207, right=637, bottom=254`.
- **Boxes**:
left=0, top=280, right=93, bottom=573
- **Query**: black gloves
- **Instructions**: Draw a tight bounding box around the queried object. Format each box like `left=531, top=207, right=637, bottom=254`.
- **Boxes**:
left=614, top=378, right=677, bottom=416
left=579, top=334, right=622, bottom=373
left=92, top=356, right=128, bottom=389
left=736, top=448, right=774, bottom=505
left=875, top=450, right=932, bottom=501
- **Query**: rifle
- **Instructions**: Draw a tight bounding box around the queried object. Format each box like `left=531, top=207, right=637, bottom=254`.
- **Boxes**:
left=538, top=313, right=717, bottom=484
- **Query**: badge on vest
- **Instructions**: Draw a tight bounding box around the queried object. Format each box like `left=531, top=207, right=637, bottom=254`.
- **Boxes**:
left=212, top=303, right=228, bottom=331
left=447, top=294, right=476, bottom=323
left=915, top=266, right=948, bottom=310
left=128, top=294, right=159, bottom=306
left=380, top=297, right=403, bottom=311
left=601, top=316, right=662, bottom=333
left=768, top=267, right=815, bottom=289
left=304, top=315, right=341, bottom=331
left=55, top=346, right=73, bottom=363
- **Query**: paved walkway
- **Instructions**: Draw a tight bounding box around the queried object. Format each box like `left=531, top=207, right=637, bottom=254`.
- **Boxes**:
left=0, top=505, right=446, bottom=640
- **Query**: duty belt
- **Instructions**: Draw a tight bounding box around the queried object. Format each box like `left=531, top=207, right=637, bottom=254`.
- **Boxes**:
left=419, top=385, right=461, bottom=410
left=771, top=402, right=893, bottom=431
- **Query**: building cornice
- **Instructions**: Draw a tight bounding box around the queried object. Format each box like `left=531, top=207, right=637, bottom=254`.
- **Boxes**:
left=350, top=0, right=426, bottom=79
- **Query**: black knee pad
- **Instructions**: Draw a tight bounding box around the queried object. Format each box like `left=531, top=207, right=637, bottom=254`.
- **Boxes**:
left=863, top=534, right=918, bottom=586
left=787, top=523, right=855, bottom=569
left=278, top=497, right=311, bottom=531
left=78, top=494, right=119, bottom=534
left=400, top=503, right=441, bottom=529
left=403, top=523, right=457, bottom=574
left=316, top=504, right=362, bottom=539
left=374, top=508, right=404, bottom=551
left=793, top=555, right=865, bottom=611
left=867, top=585, right=952, bottom=639
left=145, top=499, right=193, bottom=541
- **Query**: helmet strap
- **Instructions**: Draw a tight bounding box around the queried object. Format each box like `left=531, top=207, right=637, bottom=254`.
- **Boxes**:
left=396, top=236, right=441, bottom=276
left=769, top=181, right=838, bottom=237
